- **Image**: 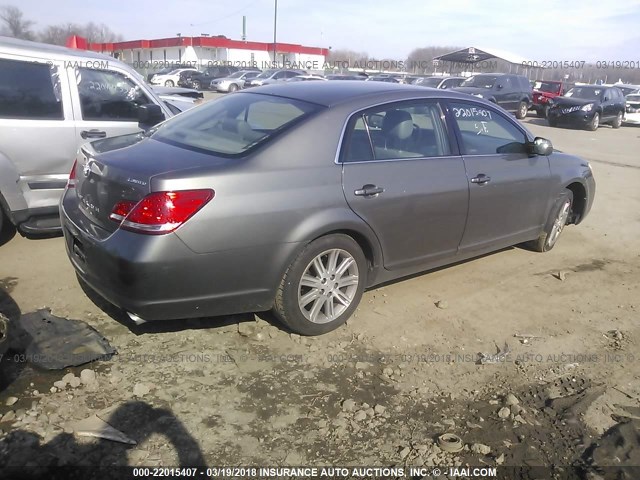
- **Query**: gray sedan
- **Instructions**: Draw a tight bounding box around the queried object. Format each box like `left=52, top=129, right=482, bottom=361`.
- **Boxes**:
left=60, top=82, right=595, bottom=335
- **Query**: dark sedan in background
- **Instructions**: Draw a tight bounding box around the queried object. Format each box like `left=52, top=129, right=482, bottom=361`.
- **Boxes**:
left=60, top=82, right=595, bottom=336
left=547, top=85, right=625, bottom=130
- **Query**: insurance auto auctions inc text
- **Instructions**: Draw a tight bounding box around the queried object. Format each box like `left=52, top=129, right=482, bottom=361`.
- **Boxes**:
left=234, top=466, right=498, bottom=478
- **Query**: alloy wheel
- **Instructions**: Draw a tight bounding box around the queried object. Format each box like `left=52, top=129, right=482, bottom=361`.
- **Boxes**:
left=297, top=249, right=360, bottom=324
left=546, top=199, right=571, bottom=248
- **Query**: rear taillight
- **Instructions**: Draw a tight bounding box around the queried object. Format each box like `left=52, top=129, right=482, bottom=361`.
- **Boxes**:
left=67, top=160, right=78, bottom=188
left=110, top=189, right=214, bottom=234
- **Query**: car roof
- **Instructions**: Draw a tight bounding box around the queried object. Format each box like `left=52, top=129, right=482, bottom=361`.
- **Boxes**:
left=239, top=81, right=477, bottom=107
left=0, top=35, right=114, bottom=63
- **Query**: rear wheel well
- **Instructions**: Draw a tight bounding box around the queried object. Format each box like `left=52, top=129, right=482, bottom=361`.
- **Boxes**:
left=565, top=182, right=587, bottom=224
left=312, top=229, right=377, bottom=277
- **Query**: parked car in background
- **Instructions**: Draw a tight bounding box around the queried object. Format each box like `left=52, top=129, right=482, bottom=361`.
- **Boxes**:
left=287, top=75, right=328, bottom=82
left=547, top=85, right=625, bottom=130
left=147, top=67, right=173, bottom=83
left=0, top=37, right=175, bottom=237
left=326, top=74, right=367, bottom=81
left=60, top=81, right=594, bottom=336
left=149, top=68, right=199, bottom=87
left=414, top=76, right=466, bottom=89
left=622, top=93, right=640, bottom=125
left=246, top=69, right=306, bottom=87
left=530, top=80, right=571, bottom=118
left=180, top=65, right=240, bottom=90
left=453, top=73, right=532, bottom=119
left=152, top=86, right=203, bottom=99
left=210, top=70, right=261, bottom=92
left=367, top=76, right=401, bottom=83
left=613, top=83, right=640, bottom=97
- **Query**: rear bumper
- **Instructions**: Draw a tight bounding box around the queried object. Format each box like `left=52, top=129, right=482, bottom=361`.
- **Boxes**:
left=60, top=190, right=300, bottom=322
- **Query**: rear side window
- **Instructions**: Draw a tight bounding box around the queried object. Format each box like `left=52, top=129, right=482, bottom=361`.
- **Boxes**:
left=152, top=92, right=322, bottom=156
left=77, top=68, right=151, bottom=121
left=342, top=101, right=451, bottom=162
left=0, top=58, right=63, bottom=120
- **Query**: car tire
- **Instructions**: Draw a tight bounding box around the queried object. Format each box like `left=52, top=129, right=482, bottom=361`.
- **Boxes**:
left=612, top=111, right=623, bottom=129
left=515, top=101, right=528, bottom=119
left=547, top=116, right=557, bottom=127
left=587, top=112, right=600, bottom=131
left=228, top=84, right=238, bottom=92
left=164, top=80, right=174, bottom=87
left=273, top=234, right=367, bottom=336
left=192, top=81, right=201, bottom=90
left=527, top=190, right=573, bottom=253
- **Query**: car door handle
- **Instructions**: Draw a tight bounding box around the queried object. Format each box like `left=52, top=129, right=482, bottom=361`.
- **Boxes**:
left=80, top=129, right=107, bottom=139
left=354, top=184, right=384, bottom=197
left=471, top=174, right=491, bottom=185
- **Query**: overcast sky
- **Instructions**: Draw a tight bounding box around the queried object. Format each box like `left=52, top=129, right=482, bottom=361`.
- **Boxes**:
left=8, top=0, right=640, bottom=61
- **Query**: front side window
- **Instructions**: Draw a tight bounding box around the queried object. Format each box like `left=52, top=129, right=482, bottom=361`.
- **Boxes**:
left=152, top=92, right=322, bottom=156
left=449, top=102, right=527, bottom=155
left=0, top=58, right=63, bottom=120
left=78, top=68, right=151, bottom=121
left=342, top=102, right=451, bottom=162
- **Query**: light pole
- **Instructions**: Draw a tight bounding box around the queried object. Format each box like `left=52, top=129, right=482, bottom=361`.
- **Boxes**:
left=273, top=0, right=278, bottom=64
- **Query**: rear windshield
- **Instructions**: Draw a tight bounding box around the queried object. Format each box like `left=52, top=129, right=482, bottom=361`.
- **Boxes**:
left=534, top=81, right=561, bottom=93
left=152, top=92, right=322, bottom=156
left=565, top=87, right=601, bottom=100
left=461, top=75, right=498, bottom=89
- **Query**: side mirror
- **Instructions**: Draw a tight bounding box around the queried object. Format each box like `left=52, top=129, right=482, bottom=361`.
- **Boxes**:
left=138, top=104, right=165, bottom=126
left=528, top=137, right=553, bottom=156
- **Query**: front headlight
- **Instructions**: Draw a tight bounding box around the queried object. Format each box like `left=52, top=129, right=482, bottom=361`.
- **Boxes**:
left=581, top=103, right=594, bottom=112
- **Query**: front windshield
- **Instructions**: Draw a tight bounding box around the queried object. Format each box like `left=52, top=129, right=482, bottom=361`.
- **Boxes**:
left=419, top=77, right=442, bottom=87
left=152, top=92, right=322, bottom=156
left=227, top=71, right=244, bottom=78
left=534, top=81, right=561, bottom=93
left=256, top=69, right=278, bottom=79
left=167, top=69, right=181, bottom=75
left=565, top=87, right=601, bottom=100
left=460, top=75, right=498, bottom=88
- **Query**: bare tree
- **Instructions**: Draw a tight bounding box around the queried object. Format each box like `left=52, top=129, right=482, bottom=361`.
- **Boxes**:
left=39, top=23, right=82, bottom=45
left=0, top=5, right=36, bottom=40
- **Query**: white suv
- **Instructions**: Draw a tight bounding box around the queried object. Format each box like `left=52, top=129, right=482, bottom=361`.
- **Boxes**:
left=0, top=37, right=175, bottom=236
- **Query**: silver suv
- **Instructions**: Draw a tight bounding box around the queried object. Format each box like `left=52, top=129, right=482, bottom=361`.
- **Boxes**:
left=0, top=37, right=175, bottom=236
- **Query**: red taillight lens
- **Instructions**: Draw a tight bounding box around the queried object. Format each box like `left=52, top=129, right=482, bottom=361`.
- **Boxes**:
left=109, top=200, right=137, bottom=222
left=110, top=189, right=214, bottom=234
left=67, top=160, right=78, bottom=188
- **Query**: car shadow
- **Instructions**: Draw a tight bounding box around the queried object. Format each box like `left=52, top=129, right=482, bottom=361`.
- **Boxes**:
left=369, top=246, right=517, bottom=291
left=1, top=400, right=207, bottom=473
left=0, top=219, right=17, bottom=247
left=0, top=277, right=28, bottom=394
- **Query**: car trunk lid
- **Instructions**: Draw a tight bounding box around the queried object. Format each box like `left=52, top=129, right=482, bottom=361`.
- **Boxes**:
left=74, top=136, right=224, bottom=233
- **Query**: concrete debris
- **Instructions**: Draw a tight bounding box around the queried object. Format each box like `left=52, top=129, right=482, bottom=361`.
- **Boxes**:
left=471, top=443, right=492, bottom=455
left=5, top=397, right=18, bottom=407
left=498, top=407, right=511, bottom=419
left=341, top=399, right=356, bottom=412
left=435, top=300, right=449, bottom=309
